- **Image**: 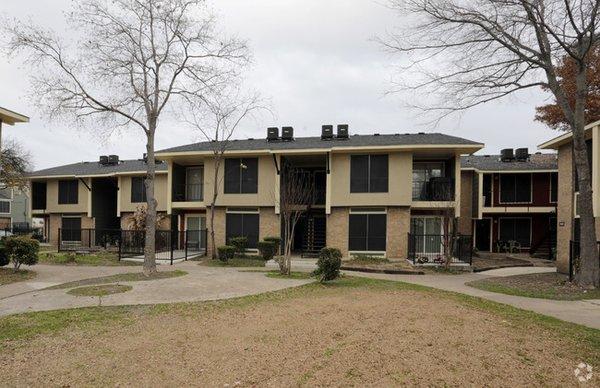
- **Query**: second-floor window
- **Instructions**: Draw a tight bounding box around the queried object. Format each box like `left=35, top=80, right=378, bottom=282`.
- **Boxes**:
left=550, top=172, right=558, bottom=203
left=499, top=174, right=531, bottom=203
left=58, top=180, right=78, bottom=204
left=412, top=162, right=445, bottom=200
left=350, top=154, right=388, bottom=193
left=131, top=177, right=146, bottom=203
left=0, top=201, right=10, bottom=214
left=32, top=182, right=47, bottom=210
left=224, top=158, right=258, bottom=194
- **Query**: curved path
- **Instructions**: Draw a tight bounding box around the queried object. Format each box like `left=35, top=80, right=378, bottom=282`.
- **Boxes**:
left=347, top=267, right=600, bottom=330
left=0, top=262, right=311, bottom=317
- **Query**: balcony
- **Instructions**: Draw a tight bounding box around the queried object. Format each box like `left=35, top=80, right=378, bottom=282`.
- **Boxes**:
left=172, top=183, right=204, bottom=202
left=412, top=177, right=455, bottom=201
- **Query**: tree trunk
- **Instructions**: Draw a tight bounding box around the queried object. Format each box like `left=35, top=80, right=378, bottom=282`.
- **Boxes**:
left=209, top=155, right=221, bottom=260
left=143, top=124, right=158, bottom=276
left=573, top=63, right=600, bottom=288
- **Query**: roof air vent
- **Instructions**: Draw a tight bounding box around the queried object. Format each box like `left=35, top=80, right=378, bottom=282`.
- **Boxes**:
left=281, top=126, right=294, bottom=141
left=336, top=124, right=349, bottom=139
left=500, top=148, right=514, bottom=162
left=267, top=127, right=279, bottom=142
left=321, top=125, right=334, bottom=140
left=418, top=132, right=425, bottom=135
left=515, top=148, right=529, bottom=161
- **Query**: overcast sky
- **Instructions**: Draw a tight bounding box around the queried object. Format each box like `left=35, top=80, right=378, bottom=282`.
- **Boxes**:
left=1, top=0, right=560, bottom=170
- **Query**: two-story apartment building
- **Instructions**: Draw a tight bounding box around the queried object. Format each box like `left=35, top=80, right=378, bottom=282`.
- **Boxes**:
left=155, top=126, right=483, bottom=258
left=28, top=157, right=169, bottom=244
left=538, top=120, right=600, bottom=273
left=460, top=150, right=558, bottom=257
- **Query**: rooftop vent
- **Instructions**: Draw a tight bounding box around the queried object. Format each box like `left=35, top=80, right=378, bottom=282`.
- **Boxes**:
left=374, top=133, right=380, bottom=136
left=515, top=148, right=529, bottom=161
left=281, top=126, right=294, bottom=141
left=321, top=125, right=334, bottom=140
left=418, top=132, right=425, bottom=135
left=500, top=148, right=514, bottom=162
left=267, top=127, right=279, bottom=142
left=99, top=155, right=109, bottom=165
left=336, top=124, right=349, bottom=139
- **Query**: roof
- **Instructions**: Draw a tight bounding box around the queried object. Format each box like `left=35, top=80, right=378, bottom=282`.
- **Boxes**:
left=29, top=159, right=167, bottom=178
left=156, top=132, right=483, bottom=154
left=538, top=120, right=600, bottom=150
left=461, top=153, right=558, bottom=172
left=0, top=107, right=29, bottom=125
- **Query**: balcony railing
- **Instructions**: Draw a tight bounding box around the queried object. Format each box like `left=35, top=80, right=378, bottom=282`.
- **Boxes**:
left=173, top=183, right=203, bottom=202
left=412, top=178, right=455, bottom=201
left=408, top=233, right=473, bottom=265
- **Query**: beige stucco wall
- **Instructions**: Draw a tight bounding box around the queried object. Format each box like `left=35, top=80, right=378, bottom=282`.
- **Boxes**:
left=119, top=173, right=168, bottom=213
left=458, top=170, right=473, bottom=235
left=44, top=178, right=90, bottom=214
left=557, top=144, right=573, bottom=273
left=329, top=152, right=412, bottom=207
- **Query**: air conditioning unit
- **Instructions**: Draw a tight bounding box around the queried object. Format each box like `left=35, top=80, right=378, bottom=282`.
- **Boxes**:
left=336, top=124, right=349, bottom=139
left=515, top=148, right=529, bottom=161
left=321, top=125, right=334, bottom=140
left=108, top=155, right=119, bottom=165
left=281, top=126, right=294, bottom=141
left=99, top=155, right=109, bottom=165
left=267, top=127, right=279, bottom=142
left=500, top=148, right=514, bottom=162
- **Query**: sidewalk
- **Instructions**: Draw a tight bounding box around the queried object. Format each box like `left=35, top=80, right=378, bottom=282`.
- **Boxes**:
left=346, top=267, right=600, bottom=330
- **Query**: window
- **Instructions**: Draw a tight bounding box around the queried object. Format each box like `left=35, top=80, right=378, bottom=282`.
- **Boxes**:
left=550, top=172, right=558, bottom=203
left=58, top=180, right=79, bottom=204
left=0, top=201, right=10, bottom=214
left=499, top=174, right=531, bottom=203
left=224, top=158, right=258, bottom=194
left=61, top=217, right=82, bottom=242
left=412, top=162, right=444, bottom=200
left=32, top=182, right=47, bottom=210
left=348, top=209, right=387, bottom=251
left=226, top=210, right=259, bottom=248
left=498, top=218, right=531, bottom=247
left=131, top=177, right=146, bottom=203
left=350, top=154, right=388, bottom=193
left=410, top=217, right=443, bottom=254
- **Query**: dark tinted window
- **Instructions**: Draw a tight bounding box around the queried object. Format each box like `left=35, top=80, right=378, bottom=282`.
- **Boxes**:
left=224, top=158, right=258, bottom=194
left=58, top=180, right=78, bottom=204
left=32, top=182, right=47, bottom=210
left=0, top=201, right=10, bottom=213
left=226, top=213, right=259, bottom=248
left=131, top=177, right=146, bottom=203
left=61, top=217, right=82, bottom=242
left=350, top=155, right=388, bottom=193
left=348, top=213, right=387, bottom=251
left=499, top=218, right=531, bottom=247
left=550, top=172, right=558, bottom=202
left=500, top=174, right=531, bottom=203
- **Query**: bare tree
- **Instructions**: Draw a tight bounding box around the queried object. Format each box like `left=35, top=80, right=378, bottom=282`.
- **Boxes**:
left=277, top=164, right=315, bottom=275
left=0, top=139, right=31, bottom=191
left=4, top=0, right=250, bottom=275
left=188, top=90, right=265, bottom=259
left=382, top=0, right=600, bottom=287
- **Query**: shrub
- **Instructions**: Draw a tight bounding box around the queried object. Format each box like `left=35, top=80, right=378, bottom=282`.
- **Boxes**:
left=229, top=237, right=248, bottom=255
left=0, top=241, right=8, bottom=267
left=314, top=247, right=342, bottom=283
left=5, top=236, right=40, bottom=270
left=263, top=236, right=281, bottom=254
left=217, top=245, right=236, bottom=262
left=257, top=241, right=276, bottom=261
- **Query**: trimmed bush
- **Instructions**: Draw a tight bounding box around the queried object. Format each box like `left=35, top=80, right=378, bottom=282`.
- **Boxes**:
left=229, top=237, right=248, bottom=255
left=257, top=240, right=277, bottom=261
left=314, top=247, right=342, bottom=283
left=0, top=241, right=8, bottom=267
left=5, top=236, right=40, bottom=270
left=217, top=245, right=236, bottom=262
left=263, top=236, right=281, bottom=254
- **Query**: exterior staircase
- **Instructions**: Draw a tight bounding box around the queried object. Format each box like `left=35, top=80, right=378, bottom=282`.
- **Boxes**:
left=301, top=215, right=326, bottom=258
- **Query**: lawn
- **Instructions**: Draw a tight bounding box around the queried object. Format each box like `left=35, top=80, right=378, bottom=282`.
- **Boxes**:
left=200, top=257, right=266, bottom=267
left=38, top=251, right=138, bottom=266
left=0, top=276, right=598, bottom=386
left=67, top=284, right=133, bottom=297
left=46, top=270, right=188, bottom=290
left=467, top=272, right=600, bottom=300
left=0, top=267, right=36, bottom=285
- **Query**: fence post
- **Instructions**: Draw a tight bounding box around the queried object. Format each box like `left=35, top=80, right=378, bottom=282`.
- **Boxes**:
left=58, top=228, right=61, bottom=252
left=184, top=230, right=188, bottom=261
left=170, top=231, right=174, bottom=265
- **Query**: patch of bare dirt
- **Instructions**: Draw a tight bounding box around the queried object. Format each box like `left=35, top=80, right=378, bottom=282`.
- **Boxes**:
left=0, top=290, right=592, bottom=387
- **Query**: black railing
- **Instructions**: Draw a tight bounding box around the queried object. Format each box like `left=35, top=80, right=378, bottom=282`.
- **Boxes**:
left=172, top=183, right=203, bottom=202
left=58, top=228, right=208, bottom=265
left=408, top=233, right=472, bottom=265
left=412, top=178, right=455, bottom=201
left=1, top=225, right=46, bottom=242
left=569, top=240, right=600, bottom=281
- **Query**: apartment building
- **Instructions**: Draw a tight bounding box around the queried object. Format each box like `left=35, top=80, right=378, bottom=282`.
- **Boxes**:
left=538, top=120, right=600, bottom=273
left=459, top=150, right=558, bottom=258
left=28, top=156, right=170, bottom=244
left=0, top=188, right=30, bottom=230
left=155, top=126, right=483, bottom=258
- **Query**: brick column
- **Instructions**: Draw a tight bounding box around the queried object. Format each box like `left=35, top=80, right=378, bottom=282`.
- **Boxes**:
left=387, top=207, right=410, bottom=259
left=326, top=207, right=349, bottom=258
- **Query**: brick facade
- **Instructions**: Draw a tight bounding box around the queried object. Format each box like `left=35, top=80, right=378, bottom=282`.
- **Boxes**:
left=48, top=213, right=95, bottom=246
left=326, top=207, right=349, bottom=258
left=458, top=170, right=473, bottom=235
left=387, top=207, right=410, bottom=259
left=259, top=207, right=279, bottom=240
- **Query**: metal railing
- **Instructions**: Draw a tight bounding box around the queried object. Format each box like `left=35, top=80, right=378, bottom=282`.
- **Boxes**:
left=408, top=233, right=472, bottom=265
left=58, top=228, right=208, bottom=265
left=412, top=178, right=455, bottom=201
left=1, top=225, right=46, bottom=242
left=172, top=183, right=203, bottom=202
left=569, top=240, right=600, bottom=281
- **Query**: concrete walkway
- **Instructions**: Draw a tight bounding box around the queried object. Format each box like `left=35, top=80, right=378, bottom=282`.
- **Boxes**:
left=0, top=262, right=312, bottom=317
left=347, top=267, right=600, bottom=330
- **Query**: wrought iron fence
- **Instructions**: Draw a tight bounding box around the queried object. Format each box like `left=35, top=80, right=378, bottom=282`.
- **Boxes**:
left=408, top=233, right=473, bottom=265
left=569, top=240, right=600, bottom=281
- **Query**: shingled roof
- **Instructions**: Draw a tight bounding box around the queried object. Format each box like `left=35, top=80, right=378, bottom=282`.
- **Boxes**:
left=157, top=132, right=482, bottom=153
left=29, top=159, right=167, bottom=178
left=461, top=153, right=557, bottom=171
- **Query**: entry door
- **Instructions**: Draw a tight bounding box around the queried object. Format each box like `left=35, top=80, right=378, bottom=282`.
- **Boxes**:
left=411, top=217, right=443, bottom=253
left=185, top=216, right=206, bottom=249
left=475, top=218, right=491, bottom=252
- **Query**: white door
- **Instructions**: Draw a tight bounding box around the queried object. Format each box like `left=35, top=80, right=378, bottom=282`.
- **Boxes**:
left=411, top=217, right=443, bottom=253
left=185, top=216, right=206, bottom=250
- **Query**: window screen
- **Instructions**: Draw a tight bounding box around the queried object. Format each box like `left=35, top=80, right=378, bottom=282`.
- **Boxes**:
left=350, top=155, right=388, bottom=193
left=550, top=172, right=558, bottom=203
left=61, top=217, right=82, bottom=242
left=348, top=213, right=387, bottom=251
left=224, top=158, right=258, bottom=194
left=0, top=201, right=10, bottom=213
left=131, top=177, right=147, bottom=203
left=498, top=218, right=531, bottom=247
left=226, top=213, right=259, bottom=248
left=58, top=180, right=79, bottom=204
left=500, top=174, right=531, bottom=203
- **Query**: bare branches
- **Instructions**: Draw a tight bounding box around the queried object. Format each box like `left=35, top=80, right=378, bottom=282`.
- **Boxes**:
left=0, top=139, right=31, bottom=191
